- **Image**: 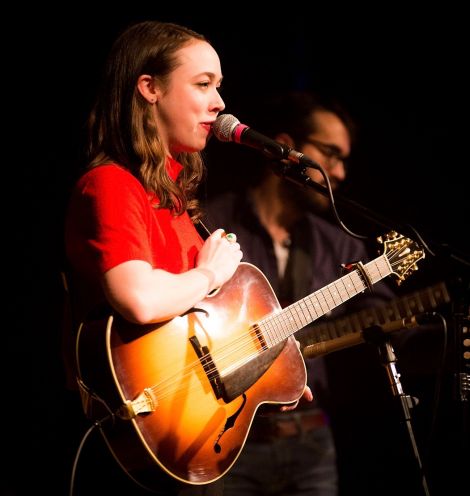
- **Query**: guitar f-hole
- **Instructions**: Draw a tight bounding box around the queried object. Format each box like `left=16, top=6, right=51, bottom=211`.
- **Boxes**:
left=214, top=393, right=247, bottom=453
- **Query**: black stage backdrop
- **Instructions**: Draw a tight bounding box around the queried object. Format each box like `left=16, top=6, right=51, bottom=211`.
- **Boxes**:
left=8, top=7, right=469, bottom=496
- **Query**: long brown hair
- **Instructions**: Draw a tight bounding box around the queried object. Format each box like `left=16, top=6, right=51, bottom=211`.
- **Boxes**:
left=87, top=21, right=208, bottom=221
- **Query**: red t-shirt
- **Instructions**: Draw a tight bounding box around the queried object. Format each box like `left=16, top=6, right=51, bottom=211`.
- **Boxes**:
left=65, top=159, right=203, bottom=317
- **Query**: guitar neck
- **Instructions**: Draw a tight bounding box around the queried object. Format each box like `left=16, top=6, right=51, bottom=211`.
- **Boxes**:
left=258, top=255, right=391, bottom=348
left=298, top=280, right=450, bottom=348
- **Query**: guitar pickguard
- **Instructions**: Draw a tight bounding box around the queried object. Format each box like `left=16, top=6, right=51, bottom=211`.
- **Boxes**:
left=221, top=340, right=286, bottom=402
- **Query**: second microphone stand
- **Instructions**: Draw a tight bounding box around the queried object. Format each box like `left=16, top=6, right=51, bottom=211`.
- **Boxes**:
left=363, top=324, right=431, bottom=496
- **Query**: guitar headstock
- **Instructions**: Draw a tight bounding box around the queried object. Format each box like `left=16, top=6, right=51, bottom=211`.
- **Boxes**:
left=378, top=231, right=425, bottom=285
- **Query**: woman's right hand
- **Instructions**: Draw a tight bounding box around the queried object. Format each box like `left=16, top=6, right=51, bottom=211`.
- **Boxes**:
left=196, top=228, right=243, bottom=291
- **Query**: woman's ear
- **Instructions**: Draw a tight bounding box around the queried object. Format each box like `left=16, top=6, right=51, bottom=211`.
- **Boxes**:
left=137, top=75, right=160, bottom=104
left=275, top=132, right=295, bottom=147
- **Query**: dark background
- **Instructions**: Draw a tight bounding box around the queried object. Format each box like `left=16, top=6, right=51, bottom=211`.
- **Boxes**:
left=8, top=7, right=469, bottom=495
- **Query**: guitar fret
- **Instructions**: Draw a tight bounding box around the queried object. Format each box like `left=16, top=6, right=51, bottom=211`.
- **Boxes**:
left=294, top=304, right=310, bottom=331
left=314, top=291, right=331, bottom=314
left=338, top=277, right=354, bottom=299
left=261, top=316, right=277, bottom=347
left=267, top=315, right=282, bottom=346
left=291, top=302, right=310, bottom=329
left=311, top=296, right=325, bottom=314
left=364, top=262, right=377, bottom=285
left=285, top=312, right=296, bottom=336
left=299, top=298, right=317, bottom=323
left=350, top=272, right=366, bottom=294
left=366, top=256, right=390, bottom=285
left=342, top=275, right=356, bottom=298
left=272, top=314, right=284, bottom=343
left=326, top=283, right=345, bottom=308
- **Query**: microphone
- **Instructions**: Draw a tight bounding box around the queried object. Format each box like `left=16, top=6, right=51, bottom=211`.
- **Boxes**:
left=303, top=314, right=433, bottom=358
left=212, top=114, right=321, bottom=169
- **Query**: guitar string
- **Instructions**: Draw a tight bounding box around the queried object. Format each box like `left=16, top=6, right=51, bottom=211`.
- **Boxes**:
left=148, top=251, right=408, bottom=404
left=184, top=228, right=419, bottom=379
left=145, top=249, right=408, bottom=401
left=143, top=248, right=411, bottom=403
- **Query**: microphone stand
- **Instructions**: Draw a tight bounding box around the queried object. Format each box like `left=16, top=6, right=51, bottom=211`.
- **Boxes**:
left=362, top=325, right=431, bottom=496
left=270, top=159, right=470, bottom=268
left=271, top=157, right=470, bottom=495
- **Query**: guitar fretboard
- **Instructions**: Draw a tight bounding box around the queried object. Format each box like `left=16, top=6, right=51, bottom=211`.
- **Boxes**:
left=259, top=255, right=391, bottom=348
left=298, top=281, right=450, bottom=348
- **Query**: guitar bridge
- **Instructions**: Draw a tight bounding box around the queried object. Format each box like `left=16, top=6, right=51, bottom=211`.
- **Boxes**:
left=116, top=388, right=158, bottom=419
left=189, top=336, right=225, bottom=400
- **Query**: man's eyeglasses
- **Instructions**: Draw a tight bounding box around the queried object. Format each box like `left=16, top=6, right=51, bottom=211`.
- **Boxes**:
left=303, top=138, right=348, bottom=168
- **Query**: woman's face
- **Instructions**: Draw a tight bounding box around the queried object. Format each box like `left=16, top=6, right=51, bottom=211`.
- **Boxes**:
left=155, top=40, right=225, bottom=157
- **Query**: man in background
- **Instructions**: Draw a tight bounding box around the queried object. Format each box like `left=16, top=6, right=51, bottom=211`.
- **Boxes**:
left=204, top=90, right=398, bottom=495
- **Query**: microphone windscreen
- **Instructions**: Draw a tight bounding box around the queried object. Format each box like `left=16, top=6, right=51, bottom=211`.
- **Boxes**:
left=212, top=114, right=240, bottom=142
